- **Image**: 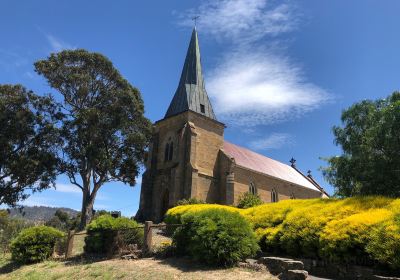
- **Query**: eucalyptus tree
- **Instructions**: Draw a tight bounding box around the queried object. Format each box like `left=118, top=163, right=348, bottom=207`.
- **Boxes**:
left=35, top=49, right=152, bottom=229
left=0, top=84, right=60, bottom=206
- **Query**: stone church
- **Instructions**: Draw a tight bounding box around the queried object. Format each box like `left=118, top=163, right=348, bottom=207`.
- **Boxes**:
left=136, top=28, right=328, bottom=222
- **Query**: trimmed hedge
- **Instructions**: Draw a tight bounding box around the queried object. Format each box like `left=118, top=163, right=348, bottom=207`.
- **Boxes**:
left=166, top=196, right=400, bottom=269
left=10, top=226, right=64, bottom=263
left=172, top=208, right=259, bottom=266
left=84, top=215, right=143, bottom=254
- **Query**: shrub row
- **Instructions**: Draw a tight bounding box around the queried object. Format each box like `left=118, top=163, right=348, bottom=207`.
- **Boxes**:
left=84, top=214, right=143, bottom=254
left=172, top=208, right=259, bottom=266
left=10, top=226, right=64, bottom=263
left=166, top=196, right=400, bottom=269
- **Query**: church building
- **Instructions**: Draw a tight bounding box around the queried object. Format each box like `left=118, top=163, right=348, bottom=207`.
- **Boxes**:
left=136, top=28, right=328, bottom=222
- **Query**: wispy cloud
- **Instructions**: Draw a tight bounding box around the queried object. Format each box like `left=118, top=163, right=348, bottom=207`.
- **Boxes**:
left=180, top=0, right=297, bottom=45
left=52, top=182, right=108, bottom=201
left=208, top=51, right=330, bottom=125
left=22, top=196, right=56, bottom=207
left=249, top=133, right=293, bottom=150
left=45, top=34, right=75, bottom=52
left=54, top=183, right=81, bottom=194
left=0, top=49, right=29, bottom=71
left=179, top=0, right=330, bottom=126
left=36, top=26, right=75, bottom=52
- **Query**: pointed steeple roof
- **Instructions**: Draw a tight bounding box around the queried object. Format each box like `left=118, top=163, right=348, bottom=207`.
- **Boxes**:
left=165, top=28, right=217, bottom=120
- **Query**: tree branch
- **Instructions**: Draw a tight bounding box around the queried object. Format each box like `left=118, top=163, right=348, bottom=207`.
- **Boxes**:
left=68, top=174, right=83, bottom=190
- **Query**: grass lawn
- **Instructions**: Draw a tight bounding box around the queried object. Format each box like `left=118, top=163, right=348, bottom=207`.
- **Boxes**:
left=0, top=254, right=277, bottom=280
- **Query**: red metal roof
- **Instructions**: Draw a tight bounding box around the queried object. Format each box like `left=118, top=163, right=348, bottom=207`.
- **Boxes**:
left=222, top=141, right=321, bottom=192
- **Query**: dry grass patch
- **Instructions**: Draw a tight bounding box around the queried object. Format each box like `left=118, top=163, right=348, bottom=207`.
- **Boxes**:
left=0, top=255, right=276, bottom=280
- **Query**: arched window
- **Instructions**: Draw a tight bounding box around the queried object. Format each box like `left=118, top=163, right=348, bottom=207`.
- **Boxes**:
left=168, top=142, right=173, bottom=161
left=164, top=142, right=170, bottom=162
left=164, top=138, right=174, bottom=162
left=249, top=182, right=257, bottom=195
left=271, top=188, right=278, bottom=203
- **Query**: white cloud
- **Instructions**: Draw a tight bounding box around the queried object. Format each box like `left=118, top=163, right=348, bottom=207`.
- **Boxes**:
left=45, top=34, right=75, bottom=52
left=54, top=183, right=81, bottom=194
left=207, top=51, right=331, bottom=125
left=249, top=133, right=293, bottom=150
left=22, top=196, right=55, bottom=207
left=179, top=0, right=331, bottom=126
left=53, top=182, right=108, bottom=201
left=180, top=0, right=297, bottom=45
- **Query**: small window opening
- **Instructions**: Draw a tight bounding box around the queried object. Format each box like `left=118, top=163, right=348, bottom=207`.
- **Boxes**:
left=164, top=143, right=170, bottom=162
left=200, top=104, right=205, bottom=113
left=168, top=142, right=173, bottom=161
left=249, top=182, right=257, bottom=195
left=271, top=188, right=278, bottom=203
left=164, top=138, right=174, bottom=162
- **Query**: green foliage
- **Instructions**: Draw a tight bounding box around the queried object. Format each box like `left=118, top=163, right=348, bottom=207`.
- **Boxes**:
left=45, top=209, right=78, bottom=232
left=168, top=196, right=400, bottom=269
left=34, top=49, right=152, bottom=229
left=10, top=226, right=64, bottom=263
left=0, top=210, right=31, bottom=252
left=322, top=92, right=400, bottom=197
left=0, top=84, right=60, bottom=207
left=84, top=215, right=143, bottom=254
left=175, top=198, right=205, bottom=206
left=236, top=192, right=263, bottom=209
left=172, top=208, right=259, bottom=266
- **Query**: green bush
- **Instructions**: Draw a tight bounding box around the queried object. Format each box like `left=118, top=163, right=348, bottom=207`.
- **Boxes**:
left=10, top=226, right=64, bottom=263
left=167, top=196, right=400, bottom=269
left=173, top=208, right=259, bottom=266
left=237, top=192, right=263, bottom=209
left=0, top=210, right=31, bottom=253
left=84, top=215, right=143, bottom=254
left=176, top=198, right=205, bottom=206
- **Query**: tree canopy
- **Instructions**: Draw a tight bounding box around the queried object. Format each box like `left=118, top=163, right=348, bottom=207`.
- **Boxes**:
left=0, top=85, right=60, bottom=206
left=34, top=49, right=152, bottom=228
left=322, top=91, right=400, bottom=197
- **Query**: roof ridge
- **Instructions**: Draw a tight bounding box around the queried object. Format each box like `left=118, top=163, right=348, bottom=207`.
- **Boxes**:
left=223, top=141, right=322, bottom=193
left=223, top=140, right=291, bottom=168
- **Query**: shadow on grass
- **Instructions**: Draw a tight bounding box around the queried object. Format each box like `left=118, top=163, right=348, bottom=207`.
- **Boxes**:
left=63, top=253, right=109, bottom=266
left=0, top=259, right=23, bottom=274
left=157, top=256, right=231, bottom=273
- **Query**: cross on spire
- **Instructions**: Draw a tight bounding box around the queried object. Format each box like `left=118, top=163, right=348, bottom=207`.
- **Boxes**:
left=192, top=16, right=200, bottom=27
left=290, top=157, right=296, bottom=167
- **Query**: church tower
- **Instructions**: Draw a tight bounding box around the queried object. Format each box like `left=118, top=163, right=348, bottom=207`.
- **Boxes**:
left=137, top=28, right=225, bottom=222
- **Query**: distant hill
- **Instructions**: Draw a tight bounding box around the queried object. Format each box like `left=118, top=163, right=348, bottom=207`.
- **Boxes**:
left=8, top=206, right=79, bottom=222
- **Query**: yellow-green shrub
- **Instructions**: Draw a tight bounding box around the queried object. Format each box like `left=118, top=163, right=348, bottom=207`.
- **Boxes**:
left=165, top=204, right=240, bottom=224
left=366, top=217, right=400, bottom=269
left=166, top=196, right=400, bottom=269
left=320, top=209, right=393, bottom=262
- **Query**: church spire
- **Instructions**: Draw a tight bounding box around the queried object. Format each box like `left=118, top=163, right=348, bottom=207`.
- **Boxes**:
left=165, top=28, right=217, bottom=120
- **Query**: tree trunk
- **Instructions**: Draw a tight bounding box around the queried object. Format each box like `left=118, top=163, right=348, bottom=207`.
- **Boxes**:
left=79, top=193, right=94, bottom=230
left=78, top=179, right=101, bottom=231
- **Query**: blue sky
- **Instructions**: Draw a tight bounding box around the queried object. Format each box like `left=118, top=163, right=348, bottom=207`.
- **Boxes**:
left=1, top=1, right=400, bottom=216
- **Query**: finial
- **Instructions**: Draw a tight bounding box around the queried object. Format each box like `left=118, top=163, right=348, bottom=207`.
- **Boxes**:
left=192, top=16, right=200, bottom=28
left=289, top=157, right=296, bottom=167
left=307, top=170, right=312, bottom=177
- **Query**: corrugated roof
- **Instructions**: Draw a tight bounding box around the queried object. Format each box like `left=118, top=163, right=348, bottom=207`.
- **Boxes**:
left=165, top=28, right=216, bottom=120
left=222, top=141, right=321, bottom=192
